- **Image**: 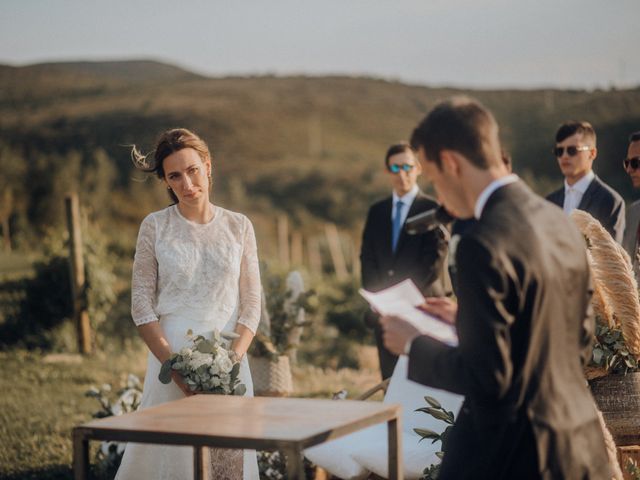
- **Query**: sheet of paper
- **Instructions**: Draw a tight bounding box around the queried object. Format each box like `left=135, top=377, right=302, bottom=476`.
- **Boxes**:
left=360, top=279, right=459, bottom=346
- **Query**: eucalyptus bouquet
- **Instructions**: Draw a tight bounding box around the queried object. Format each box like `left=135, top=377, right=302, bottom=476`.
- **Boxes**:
left=159, top=329, right=246, bottom=396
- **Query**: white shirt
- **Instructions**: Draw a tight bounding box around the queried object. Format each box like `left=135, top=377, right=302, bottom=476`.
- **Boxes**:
left=392, top=184, right=419, bottom=225
left=563, top=170, right=595, bottom=215
left=474, top=174, right=520, bottom=219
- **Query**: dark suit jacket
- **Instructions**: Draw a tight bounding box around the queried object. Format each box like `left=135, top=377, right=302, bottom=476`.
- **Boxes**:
left=360, top=191, right=447, bottom=297
left=408, top=181, right=609, bottom=479
left=546, top=174, right=625, bottom=243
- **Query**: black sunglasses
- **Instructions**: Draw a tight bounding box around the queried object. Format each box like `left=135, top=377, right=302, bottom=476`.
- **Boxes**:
left=388, top=163, right=415, bottom=173
left=624, top=157, right=640, bottom=170
left=553, top=145, right=591, bottom=157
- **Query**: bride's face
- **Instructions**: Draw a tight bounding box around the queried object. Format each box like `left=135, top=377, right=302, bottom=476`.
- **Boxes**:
left=163, top=148, right=212, bottom=205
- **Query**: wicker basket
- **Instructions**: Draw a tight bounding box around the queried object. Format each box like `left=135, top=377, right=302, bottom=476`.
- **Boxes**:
left=248, top=355, right=293, bottom=397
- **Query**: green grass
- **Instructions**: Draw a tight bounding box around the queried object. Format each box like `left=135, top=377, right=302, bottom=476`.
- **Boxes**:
left=0, top=252, right=35, bottom=279
left=0, top=346, right=380, bottom=479
left=0, top=348, right=147, bottom=479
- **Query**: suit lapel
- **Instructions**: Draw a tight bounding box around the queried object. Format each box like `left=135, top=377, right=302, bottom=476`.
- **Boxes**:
left=380, top=197, right=393, bottom=255
left=577, top=175, right=598, bottom=211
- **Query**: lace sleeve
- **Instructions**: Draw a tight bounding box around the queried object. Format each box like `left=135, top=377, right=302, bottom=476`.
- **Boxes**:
left=237, top=216, right=261, bottom=334
left=131, top=215, right=159, bottom=326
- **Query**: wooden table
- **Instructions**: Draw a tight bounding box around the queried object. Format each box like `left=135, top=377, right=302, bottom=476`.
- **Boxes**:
left=73, top=395, right=402, bottom=479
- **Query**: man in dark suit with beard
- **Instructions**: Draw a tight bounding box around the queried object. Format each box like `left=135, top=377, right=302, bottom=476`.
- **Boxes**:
left=381, top=98, right=609, bottom=479
left=360, top=142, right=447, bottom=380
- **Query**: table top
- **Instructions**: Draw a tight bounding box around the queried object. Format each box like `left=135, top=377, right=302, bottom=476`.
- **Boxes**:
left=75, top=395, right=400, bottom=450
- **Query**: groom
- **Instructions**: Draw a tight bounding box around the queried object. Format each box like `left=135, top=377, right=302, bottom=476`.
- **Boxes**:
left=381, top=97, right=609, bottom=479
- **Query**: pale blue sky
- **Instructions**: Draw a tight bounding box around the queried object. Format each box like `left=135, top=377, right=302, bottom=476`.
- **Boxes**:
left=1, top=0, right=638, bottom=89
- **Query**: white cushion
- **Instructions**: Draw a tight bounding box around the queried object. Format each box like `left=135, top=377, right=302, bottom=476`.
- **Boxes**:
left=351, top=432, right=441, bottom=480
left=305, top=356, right=463, bottom=479
left=304, top=423, right=386, bottom=479
left=384, top=356, right=463, bottom=434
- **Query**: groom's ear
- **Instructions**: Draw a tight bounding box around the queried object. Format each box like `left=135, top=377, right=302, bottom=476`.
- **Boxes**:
left=440, top=150, right=462, bottom=177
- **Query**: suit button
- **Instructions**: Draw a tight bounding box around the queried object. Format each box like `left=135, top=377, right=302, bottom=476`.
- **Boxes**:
left=388, top=270, right=394, bottom=276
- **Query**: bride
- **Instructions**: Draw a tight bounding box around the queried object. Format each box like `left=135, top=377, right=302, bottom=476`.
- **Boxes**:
left=115, top=128, right=261, bottom=480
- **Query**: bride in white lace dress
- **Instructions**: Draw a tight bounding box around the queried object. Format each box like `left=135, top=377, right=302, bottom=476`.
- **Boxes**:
left=115, top=128, right=261, bottom=480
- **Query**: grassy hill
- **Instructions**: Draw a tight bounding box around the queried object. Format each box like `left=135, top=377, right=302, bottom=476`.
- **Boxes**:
left=1, top=60, right=639, bottom=249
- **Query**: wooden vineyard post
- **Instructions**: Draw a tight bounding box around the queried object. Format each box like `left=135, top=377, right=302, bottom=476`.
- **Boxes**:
left=307, top=237, right=323, bottom=277
left=65, top=193, right=92, bottom=354
left=290, top=231, right=303, bottom=267
left=324, top=223, right=348, bottom=281
left=277, top=215, right=290, bottom=269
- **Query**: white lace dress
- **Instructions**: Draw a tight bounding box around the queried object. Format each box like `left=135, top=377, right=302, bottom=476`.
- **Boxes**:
left=115, top=204, right=261, bottom=480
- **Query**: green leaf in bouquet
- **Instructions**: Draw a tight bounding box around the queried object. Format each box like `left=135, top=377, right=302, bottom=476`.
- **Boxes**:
left=230, top=362, right=241, bottom=378
left=159, top=359, right=174, bottom=384
left=234, top=384, right=247, bottom=396
left=196, top=340, right=215, bottom=354
left=436, top=451, right=445, bottom=459
left=221, top=330, right=240, bottom=340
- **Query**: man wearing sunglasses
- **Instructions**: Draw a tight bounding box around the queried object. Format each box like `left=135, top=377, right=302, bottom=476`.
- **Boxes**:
left=622, top=131, right=640, bottom=277
left=546, top=121, right=625, bottom=243
left=360, top=141, right=447, bottom=380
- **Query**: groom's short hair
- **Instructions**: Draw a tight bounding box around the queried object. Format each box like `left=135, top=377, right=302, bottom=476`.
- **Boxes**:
left=410, top=96, right=502, bottom=171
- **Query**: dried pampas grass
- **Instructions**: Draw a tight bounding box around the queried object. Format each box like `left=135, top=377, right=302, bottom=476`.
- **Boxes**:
left=570, top=210, right=640, bottom=360
left=596, top=409, right=624, bottom=480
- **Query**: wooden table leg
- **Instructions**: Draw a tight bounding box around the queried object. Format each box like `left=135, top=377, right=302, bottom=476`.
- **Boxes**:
left=285, top=446, right=305, bottom=480
left=72, top=428, right=89, bottom=480
left=193, top=445, right=205, bottom=480
left=388, top=417, right=403, bottom=480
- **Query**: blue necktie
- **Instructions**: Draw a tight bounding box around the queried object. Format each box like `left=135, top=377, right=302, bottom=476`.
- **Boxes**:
left=392, top=200, right=404, bottom=253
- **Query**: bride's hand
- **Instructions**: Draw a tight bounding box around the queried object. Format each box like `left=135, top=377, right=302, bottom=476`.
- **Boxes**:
left=171, top=371, right=195, bottom=397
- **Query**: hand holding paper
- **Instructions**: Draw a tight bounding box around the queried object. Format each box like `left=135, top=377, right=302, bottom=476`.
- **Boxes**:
left=360, top=279, right=458, bottom=347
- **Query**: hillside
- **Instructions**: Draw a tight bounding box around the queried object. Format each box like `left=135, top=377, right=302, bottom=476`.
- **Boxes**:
left=1, top=60, right=639, bottom=246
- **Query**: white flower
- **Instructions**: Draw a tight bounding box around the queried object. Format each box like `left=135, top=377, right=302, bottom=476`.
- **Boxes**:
left=216, top=354, right=233, bottom=373
left=179, top=347, right=193, bottom=357
left=189, top=351, right=213, bottom=369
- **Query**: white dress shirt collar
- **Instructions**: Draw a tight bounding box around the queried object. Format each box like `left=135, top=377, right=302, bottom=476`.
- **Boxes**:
left=564, top=170, right=594, bottom=195
left=392, top=184, right=419, bottom=207
left=474, top=174, right=519, bottom=219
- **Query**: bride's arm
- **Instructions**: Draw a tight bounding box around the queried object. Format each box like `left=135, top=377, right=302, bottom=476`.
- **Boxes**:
left=233, top=217, right=261, bottom=358
left=231, top=324, right=255, bottom=360
left=131, top=215, right=193, bottom=396
left=137, top=322, right=194, bottom=396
